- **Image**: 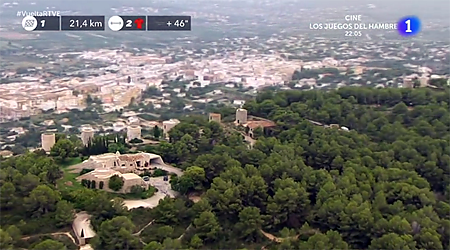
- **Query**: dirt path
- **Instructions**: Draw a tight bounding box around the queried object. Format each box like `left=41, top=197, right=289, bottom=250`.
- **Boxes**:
left=260, top=228, right=320, bottom=243
left=259, top=229, right=298, bottom=243
left=260, top=229, right=316, bottom=243
left=21, top=231, right=77, bottom=245
left=133, top=220, right=155, bottom=236
left=177, top=224, right=193, bottom=240
left=133, top=219, right=157, bottom=246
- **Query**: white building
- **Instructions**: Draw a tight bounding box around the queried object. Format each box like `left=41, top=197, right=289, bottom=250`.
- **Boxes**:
left=72, top=212, right=96, bottom=246
left=113, top=121, right=126, bottom=132
left=76, top=169, right=148, bottom=193
left=127, top=116, right=140, bottom=125
left=81, top=127, right=95, bottom=146
left=76, top=151, right=166, bottom=173
left=419, top=76, right=429, bottom=87
left=127, top=125, right=142, bottom=141
left=38, top=100, right=57, bottom=111
left=235, top=108, right=248, bottom=124
left=56, top=95, right=82, bottom=110
left=233, top=100, right=246, bottom=106
left=322, top=57, right=339, bottom=67
left=162, top=119, right=180, bottom=139
left=41, top=133, right=56, bottom=152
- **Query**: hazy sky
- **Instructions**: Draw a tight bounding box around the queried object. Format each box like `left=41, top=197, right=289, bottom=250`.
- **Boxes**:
left=4, top=0, right=450, bottom=21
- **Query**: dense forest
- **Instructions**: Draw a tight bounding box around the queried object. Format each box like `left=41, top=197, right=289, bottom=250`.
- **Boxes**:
left=1, top=87, right=449, bottom=250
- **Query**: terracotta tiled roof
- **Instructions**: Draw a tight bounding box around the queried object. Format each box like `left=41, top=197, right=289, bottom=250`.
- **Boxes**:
left=246, top=120, right=276, bottom=129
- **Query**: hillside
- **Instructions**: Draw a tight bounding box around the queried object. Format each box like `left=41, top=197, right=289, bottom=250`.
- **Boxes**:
left=1, top=87, right=449, bottom=250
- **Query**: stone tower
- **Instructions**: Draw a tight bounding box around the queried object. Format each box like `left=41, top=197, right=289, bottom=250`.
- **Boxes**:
left=41, top=133, right=56, bottom=152
left=235, top=108, right=248, bottom=124
left=81, top=127, right=94, bottom=146
left=127, top=125, right=142, bottom=141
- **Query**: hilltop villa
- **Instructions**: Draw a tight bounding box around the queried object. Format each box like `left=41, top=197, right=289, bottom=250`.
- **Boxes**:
left=76, top=168, right=147, bottom=193
left=76, top=151, right=165, bottom=174
left=74, top=151, right=168, bottom=193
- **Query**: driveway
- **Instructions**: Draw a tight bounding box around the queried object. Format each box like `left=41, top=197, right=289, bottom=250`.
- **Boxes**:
left=123, top=176, right=178, bottom=210
left=153, top=163, right=183, bottom=176
left=123, top=192, right=167, bottom=209
left=149, top=176, right=178, bottom=197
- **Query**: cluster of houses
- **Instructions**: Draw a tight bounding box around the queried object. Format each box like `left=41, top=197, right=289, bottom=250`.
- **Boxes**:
left=37, top=108, right=279, bottom=196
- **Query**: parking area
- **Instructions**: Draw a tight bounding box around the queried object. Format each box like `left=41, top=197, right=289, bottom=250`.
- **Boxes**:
left=122, top=163, right=182, bottom=210
left=147, top=176, right=176, bottom=197
left=123, top=176, right=177, bottom=210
